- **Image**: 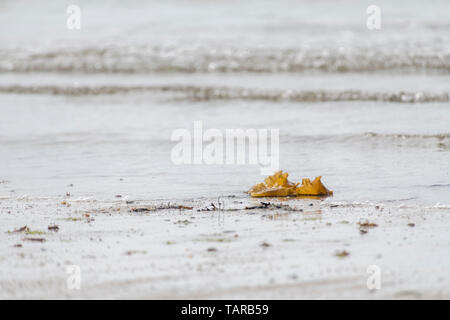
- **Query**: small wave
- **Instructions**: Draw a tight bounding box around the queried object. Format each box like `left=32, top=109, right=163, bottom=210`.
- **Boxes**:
left=364, top=132, right=450, bottom=140
left=285, top=132, right=450, bottom=140
left=428, top=184, right=450, bottom=188
left=0, top=84, right=448, bottom=103
left=280, top=132, right=450, bottom=147
left=1, top=45, right=450, bottom=73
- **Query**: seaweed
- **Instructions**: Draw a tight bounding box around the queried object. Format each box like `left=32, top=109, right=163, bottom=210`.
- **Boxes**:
left=23, top=237, right=46, bottom=242
left=335, top=250, right=349, bottom=258
left=248, top=171, right=333, bottom=197
left=8, top=226, right=46, bottom=235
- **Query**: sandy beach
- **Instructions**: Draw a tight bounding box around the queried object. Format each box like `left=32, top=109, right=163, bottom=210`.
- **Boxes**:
left=1, top=194, right=449, bottom=299
left=1, top=0, right=449, bottom=300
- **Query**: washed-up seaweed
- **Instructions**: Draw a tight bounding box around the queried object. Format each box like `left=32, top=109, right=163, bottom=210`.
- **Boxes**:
left=248, top=171, right=333, bottom=197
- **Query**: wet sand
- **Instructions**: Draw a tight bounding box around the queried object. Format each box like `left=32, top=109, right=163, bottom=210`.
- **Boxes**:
left=1, top=195, right=449, bottom=299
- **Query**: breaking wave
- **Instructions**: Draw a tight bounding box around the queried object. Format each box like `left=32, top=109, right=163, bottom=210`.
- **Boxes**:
left=280, top=132, right=450, bottom=148
left=1, top=44, right=449, bottom=74
left=1, top=84, right=448, bottom=103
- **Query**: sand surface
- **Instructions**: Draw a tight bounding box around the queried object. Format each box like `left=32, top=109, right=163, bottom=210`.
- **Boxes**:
left=1, top=195, right=449, bottom=299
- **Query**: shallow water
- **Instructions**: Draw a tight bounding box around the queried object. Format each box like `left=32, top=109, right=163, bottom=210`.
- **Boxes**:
left=0, top=0, right=449, bottom=206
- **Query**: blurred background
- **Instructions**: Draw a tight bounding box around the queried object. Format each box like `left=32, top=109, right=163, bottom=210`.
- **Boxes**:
left=0, top=0, right=449, bottom=204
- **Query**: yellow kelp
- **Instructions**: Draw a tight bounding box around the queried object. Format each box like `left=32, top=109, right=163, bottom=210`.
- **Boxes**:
left=248, top=171, right=333, bottom=197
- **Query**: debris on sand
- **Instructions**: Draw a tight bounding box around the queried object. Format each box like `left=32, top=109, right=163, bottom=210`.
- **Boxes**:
left=201, top=237, right=232, bottom=243
left=174, top=219, right=192, bottom=225
left=335, top=250, right=350, bottom=258
left=160, top=204, right=193, bottom=210
left=23, top=237, right=46, bottom=243
left=358, top=221, right=378, bottom=234
left=248, top=171, right=333, bottom=197
left=25, top=230, right=46, bottom=235
left=260, top=242, right=271, bottom=248
left=60, top=201, right=71, bottom=207
left=13, top=244, right=22, bottom=248
left=11, top=226, right=28, bottom=233
left=207, top=247, right=217, bottom=252
left=62, top=217, right=82, bottom=221
left=245, top=202, right=273, bottom=209
left=197, top=203, right=219, bottom=212
left=48, top=224, right=59, bottom=232
left=130, top=207, right=153, bottom=213
left=131, top=203, right=193, bottom=213
left=245, top=202, right=303, bottom=212
left=9, top=226, right=46, bottom=235
left=408, top=223, right=415, bottom=227
left=124, top=250, right=147, bottom=255
left=262, top=213, right=290, bottom=220
left=358, top=221, right=378, bottom=228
